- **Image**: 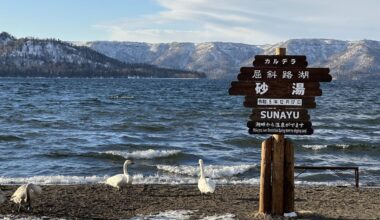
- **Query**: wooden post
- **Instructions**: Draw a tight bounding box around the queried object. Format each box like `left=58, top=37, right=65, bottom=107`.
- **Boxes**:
left=355, top=168, right=359, bottom=188
left=259, top=137, right=273, bottom=213
left=271, top=47, right=286, bottom=215
left=271, top=133, right=284, bottom=215
left=284, top=138, right=295, bottom=213
left=257, top=47, right=295, bottom=216
left=275, top=48, right=286, bottom=56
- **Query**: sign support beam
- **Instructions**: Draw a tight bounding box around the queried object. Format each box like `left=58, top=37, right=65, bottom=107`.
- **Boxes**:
left=258, top=48, right=295, bottom=216
left=271, top=48, right=285, bottom=215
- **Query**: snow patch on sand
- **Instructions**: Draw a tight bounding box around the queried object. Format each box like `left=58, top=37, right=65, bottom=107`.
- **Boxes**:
left=130, top=210, right=195, bottom=220
left=0, top=215, right=66, bottom=220
left=199, top=213, right=235, bottom=220
left=130, top=210, right=235, bottom=220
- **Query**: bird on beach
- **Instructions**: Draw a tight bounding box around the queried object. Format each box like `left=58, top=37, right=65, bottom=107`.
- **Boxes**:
left=198, top=159, right=216, bottom=196
left=0, top=189, right=6, bottom=204
left=105, top=160, right=134, bottom=191
left=11, top=183, right=42, bottom=211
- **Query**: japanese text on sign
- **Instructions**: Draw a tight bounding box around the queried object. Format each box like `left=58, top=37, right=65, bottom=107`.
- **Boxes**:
left=252, top=70, right=310, bottom=80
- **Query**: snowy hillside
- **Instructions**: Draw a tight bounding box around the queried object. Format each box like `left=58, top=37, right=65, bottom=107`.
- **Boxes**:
left=82, top=39, right=380, bottom=80
left=0, top=32, right=205, bottom=78
left=82, top=41, right=263, bottom=79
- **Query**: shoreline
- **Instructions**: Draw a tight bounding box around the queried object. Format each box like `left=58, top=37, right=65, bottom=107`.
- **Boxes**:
left=1, top=184, right=379, bottom=219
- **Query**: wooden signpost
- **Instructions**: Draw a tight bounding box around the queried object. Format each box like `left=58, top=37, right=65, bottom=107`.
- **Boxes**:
left=229, top=48, right=331, bottom=215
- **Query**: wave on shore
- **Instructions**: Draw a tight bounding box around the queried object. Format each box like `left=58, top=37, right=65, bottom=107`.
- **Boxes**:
left=156, top=164, right=257, bottom=178
left=101, top=149, right=182, bottom=159
left=301, top=144, right=380, bottom=153
left=0, top=174, right=359, bottom=186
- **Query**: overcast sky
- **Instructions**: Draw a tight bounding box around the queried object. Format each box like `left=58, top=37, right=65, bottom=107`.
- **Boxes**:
left=1, top=0, right=379, bottom=44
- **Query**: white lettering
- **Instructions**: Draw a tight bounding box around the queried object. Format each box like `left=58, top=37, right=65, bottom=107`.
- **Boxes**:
left=259, top=110, right=301, bottom=120
left=255, top=82, right=269, bottom=95
left=260, top=111, right=266, bottom=119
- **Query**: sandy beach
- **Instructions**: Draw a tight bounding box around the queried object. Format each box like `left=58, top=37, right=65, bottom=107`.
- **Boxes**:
left=0, top=184, right=379, bottom=219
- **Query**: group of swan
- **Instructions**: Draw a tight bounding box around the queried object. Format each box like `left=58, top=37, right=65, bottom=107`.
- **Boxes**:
left=105, top=159, right=216, bottom=195
left=1, top=158, right=216, bottom=212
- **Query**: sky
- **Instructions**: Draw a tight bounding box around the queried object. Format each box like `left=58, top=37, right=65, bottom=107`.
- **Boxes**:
left=1, top=0, right=379, bottom=44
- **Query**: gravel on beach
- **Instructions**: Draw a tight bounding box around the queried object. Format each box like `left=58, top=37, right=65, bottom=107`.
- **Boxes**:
left=0, top=184, right=379, bottom=219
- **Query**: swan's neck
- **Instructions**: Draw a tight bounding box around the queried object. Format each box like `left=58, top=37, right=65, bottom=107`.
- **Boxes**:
left=25, top=184, right=31, bottom=202
left=123, top=164, right=129, bottom=176
left=199, top=163, right=205, bottom=178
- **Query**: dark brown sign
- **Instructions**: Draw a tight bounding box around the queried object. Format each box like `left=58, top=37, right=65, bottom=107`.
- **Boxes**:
left=238, top=67, right=331, bottom=82
left=253, top=55, right=307, bottom=68
left=229, top=81, right=322, bottom=97
left=229, top=52, right=330, bottom=136
left=250, top=109, right=310, bottom=121
left=230, top=81, right=319, bottom=96
left=244, top=96, right=316, bottom=109
left=248, top=127, right=313, bottom=135
left=231, top=81, right=320, bottom=88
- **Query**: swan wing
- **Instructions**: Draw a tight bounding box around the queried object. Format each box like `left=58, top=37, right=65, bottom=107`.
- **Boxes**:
left=198, top=178, right=206, bottom=192
left=105, top=174, right=126, bottom=188
left=206, top=178, right=216, bottom=193
left=198, top=177, right=216, bottom=194
left=11, top=185, right=27, bottom=204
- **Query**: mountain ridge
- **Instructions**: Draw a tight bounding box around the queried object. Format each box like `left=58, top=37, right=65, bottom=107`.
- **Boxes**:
left=0, top=32, right=205, bottom=78
left=81, top=39, right=380, bottom=80
left=1, top=31, right=379, bottom=80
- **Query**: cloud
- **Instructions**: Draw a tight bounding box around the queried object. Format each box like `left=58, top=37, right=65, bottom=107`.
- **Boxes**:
left=95, top=0, right=380, bottom=44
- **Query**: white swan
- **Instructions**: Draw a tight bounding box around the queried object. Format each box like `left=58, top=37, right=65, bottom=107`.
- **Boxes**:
left=198, top=159, right=216, bottom=194
left=105, top=160, right=134, bottom=190
left=0, top=189, right=6, bottom=204
left=11, top=183, right=42, bottom=211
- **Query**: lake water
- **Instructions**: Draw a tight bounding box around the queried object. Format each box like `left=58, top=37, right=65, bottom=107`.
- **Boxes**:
left=0, top=78, right=379, bottom=186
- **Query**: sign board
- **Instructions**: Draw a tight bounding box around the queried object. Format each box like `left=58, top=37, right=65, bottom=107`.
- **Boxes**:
left=247, top=121, right=312, bottom=129
left=244, top=97, right=316, bottom=109
left=229, top=53, right=331, bottom=135
left=248, top=127, right=313, bottom=135
left=250, top=109, right=310, bottom=121
left=238, top=67, right=331, bottom=82
left=230, top=81, right=320, bottom=89
left=253, top=55, right=308, bottom=67
left=229, top=81, right=321, bottom=97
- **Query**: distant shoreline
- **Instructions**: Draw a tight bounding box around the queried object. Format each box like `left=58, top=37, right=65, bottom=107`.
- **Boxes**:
left=0, top=76, right=205, bottom=79
left=0, top=184, right=379, bottom=219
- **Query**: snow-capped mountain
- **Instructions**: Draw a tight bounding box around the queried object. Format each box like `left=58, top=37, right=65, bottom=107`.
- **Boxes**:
left=2, top=31, right=378, bottom=80
left=0, top=32, right=204, bottom=78
left=82, top=39, right=380, bottom=80
left=80, top=41, right=262, bottom=79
